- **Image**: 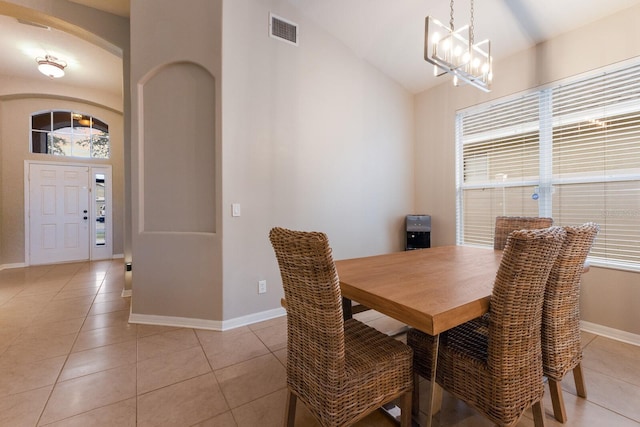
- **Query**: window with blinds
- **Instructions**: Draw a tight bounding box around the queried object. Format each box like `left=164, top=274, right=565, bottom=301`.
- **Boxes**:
left=456, top=62, right=640, bottom=271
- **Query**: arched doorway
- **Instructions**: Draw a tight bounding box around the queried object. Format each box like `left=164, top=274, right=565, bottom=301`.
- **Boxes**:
left=0, top=2, right=127, bottom=268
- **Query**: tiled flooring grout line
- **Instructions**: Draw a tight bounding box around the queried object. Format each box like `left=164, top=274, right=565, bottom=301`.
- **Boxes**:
left=28, top=272, right=85, bottom=427
left=193, top=328, right=236, bottom=425
left=30, top=265, right=120, bottom=426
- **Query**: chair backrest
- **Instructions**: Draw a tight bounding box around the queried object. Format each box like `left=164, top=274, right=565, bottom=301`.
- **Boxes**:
left=268, top=227, right=346, bottom=393
left=542, top=223, right=599, bottom=381
left=494, top=216, right=554, bottom=250
left=487, top=227, right=565, bottom=390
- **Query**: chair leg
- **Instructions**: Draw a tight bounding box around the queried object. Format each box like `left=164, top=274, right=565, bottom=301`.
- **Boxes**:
left=400, top=390, right=413, bottom=427
left=412, top=372, right=420, bottom=416
left=532, top=400, right=546, bottom=427
left=548, top=379, right=567, bottom=423
left=573, top=363, right=587, bottom=398
left=284, top=390, right=297, bottom=427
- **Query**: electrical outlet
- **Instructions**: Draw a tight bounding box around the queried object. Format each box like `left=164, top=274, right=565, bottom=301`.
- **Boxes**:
left=258, top=280, right=267, bottom=294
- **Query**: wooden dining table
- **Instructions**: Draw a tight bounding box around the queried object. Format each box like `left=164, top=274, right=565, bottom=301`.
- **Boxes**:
left=335, top=245, right=504, bottom=427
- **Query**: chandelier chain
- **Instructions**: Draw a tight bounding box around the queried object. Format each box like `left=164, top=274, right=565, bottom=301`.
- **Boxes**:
left=450, top=0, right=455, bottom=31
left=470, top=0, right=475, bottom=44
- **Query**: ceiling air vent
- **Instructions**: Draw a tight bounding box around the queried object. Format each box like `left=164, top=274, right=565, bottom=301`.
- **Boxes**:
left=269, top=13, right=298, bottom=46
left=16, top=19, right=50, bottom=30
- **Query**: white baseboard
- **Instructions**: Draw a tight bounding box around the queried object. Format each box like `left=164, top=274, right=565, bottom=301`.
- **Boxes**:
left=129, top=312, right=224, bottom=330
left=221, top=307, right=286, bottom=330
left=128, top=307, right=286, bottom=331
left=0, top=263, right=26, bottom=271
left=1, top=258, right=123, bottom=270
left=581, top=320, right=640, bottom=347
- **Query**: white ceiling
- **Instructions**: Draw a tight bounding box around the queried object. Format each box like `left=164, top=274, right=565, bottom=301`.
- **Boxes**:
left=0, top=13, right=123, bottom=97
left=2, top=0, right=640, bottom=96
left=288, top=0, right=640, bottom=93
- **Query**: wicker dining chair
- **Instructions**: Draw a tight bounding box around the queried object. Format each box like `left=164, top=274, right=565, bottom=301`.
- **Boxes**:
left=408, top=227, right=566, bottom=427
left=494, top=216, right=554, bottom=250
left=542, top=223, right=599, bottom=423
left=269, top=227, right=413, bottom=427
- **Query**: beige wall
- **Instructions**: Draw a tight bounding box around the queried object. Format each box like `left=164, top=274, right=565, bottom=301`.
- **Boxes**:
left=3, top=0, right=414, bottom=326
left=0, top=100, right=4, bottom=263
left=414, top=5, right=640, bottom=336
left=221, top=0, right=415, bottom=320
left=128, top=0, right=224, bottom=322
left=0, top=97, right=124, bottom=264
left=0, top=0, right=127, bottom=268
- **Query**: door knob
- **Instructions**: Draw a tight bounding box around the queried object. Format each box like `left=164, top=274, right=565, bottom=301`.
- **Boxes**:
left=83, top=216, right=88, bottom=220
left=83, top=210, right=88, bottom=213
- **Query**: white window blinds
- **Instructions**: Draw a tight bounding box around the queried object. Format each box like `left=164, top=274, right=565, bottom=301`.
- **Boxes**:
left=457, top=93, right=541, bottom=246
left=457, top=62, right=640, bottom=270
left=551, top=65, right=640, bottom=268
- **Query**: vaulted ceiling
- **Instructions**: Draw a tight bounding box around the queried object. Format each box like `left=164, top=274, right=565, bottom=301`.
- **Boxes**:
left=288, top=0, right=640, bottom=93
left=2, top=0, right=640, bottom=96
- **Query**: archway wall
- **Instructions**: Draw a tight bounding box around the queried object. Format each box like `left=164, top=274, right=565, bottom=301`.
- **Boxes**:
left=0, top=97, right=124, bottom=265
left=0, top=0, right=130, bottom=269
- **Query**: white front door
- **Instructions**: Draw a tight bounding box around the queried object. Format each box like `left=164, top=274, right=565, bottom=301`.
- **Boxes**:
left=29, top=163, right=90, bottom=265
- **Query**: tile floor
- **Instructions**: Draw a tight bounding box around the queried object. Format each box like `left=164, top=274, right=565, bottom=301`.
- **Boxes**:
left=0, top=259, right=639, bottom=426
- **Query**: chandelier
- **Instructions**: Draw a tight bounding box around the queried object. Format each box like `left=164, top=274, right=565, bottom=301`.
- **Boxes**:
left=424, top=0, right=492, bottom=92
left=36, top=55, right=67, bottom=79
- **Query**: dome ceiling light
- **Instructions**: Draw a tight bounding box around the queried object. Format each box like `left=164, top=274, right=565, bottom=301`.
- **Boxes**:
left=36, top=55, right=67, bottom=78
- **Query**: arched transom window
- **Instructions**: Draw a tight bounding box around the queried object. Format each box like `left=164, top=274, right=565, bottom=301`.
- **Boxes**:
left=31, top=110, right=110, bottom=159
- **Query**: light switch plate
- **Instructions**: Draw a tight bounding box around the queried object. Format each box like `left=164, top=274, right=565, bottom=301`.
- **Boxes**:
left=258, top=280, right=267, bottom=294
left=232, top=203, right=241, bottom=217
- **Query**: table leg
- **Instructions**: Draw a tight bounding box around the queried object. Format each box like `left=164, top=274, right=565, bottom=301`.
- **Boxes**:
left=342, top=297, right=353, bottom=320
left=425, top=334, right=442, bottom=427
